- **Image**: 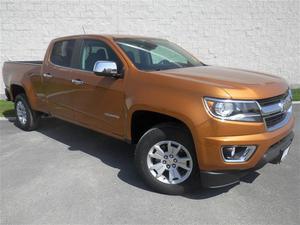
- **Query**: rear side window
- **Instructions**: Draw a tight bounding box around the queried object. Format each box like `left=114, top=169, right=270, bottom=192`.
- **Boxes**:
left=50, top=40, right=76, bottom=67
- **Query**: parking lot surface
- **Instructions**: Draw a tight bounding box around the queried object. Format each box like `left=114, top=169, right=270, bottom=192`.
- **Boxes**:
left=1, top=105, right=299, bottom=225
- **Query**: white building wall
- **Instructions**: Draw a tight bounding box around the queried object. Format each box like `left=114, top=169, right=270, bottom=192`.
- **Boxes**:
left=1, top=0, right=299, bottom=95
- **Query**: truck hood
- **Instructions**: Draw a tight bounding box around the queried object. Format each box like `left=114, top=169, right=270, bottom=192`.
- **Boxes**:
left=158, top=66, right=288, bottom=99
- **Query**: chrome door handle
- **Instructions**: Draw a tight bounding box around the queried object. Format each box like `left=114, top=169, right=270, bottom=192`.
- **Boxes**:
left=43, top=73, right=53, bottom=78
left=72, top=79, right=84, bottom=85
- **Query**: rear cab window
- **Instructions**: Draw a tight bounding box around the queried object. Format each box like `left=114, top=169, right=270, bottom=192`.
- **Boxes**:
left=50, top=39, right=76, bottom=67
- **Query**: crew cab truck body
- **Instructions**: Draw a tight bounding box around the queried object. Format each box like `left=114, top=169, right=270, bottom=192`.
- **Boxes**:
left=3, top=35, right=295, bottom=194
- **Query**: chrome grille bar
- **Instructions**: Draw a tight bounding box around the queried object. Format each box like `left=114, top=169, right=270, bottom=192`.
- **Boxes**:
left=257, top=89, right=292, bottom=132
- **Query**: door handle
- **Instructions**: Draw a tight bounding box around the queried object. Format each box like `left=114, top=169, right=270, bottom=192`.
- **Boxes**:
left=71, top=79, right=84, bottom=85
left=43, top=73, right=53, bottom=78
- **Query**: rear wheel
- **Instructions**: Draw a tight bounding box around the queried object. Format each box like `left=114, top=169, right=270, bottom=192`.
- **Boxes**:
left=15, top=94, right=40, bottom=131
left=135, top=123, right=199, bottom=195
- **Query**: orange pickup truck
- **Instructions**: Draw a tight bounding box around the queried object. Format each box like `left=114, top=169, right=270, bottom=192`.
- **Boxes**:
left=2, top=35, right=295, bottom=194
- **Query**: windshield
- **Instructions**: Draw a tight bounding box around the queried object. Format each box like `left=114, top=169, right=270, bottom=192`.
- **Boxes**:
left=115, top=38, right=204, bottom=71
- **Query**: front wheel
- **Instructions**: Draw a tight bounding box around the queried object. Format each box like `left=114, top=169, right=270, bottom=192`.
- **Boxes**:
left=135, top=123, right=199, bottom=195
left=15, top=94, right=40, bottom=131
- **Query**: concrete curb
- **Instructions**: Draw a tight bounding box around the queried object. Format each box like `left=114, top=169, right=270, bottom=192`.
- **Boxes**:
left=0, top=116, right=53, bottom=121
left=0, top=117, right=15, bottom=121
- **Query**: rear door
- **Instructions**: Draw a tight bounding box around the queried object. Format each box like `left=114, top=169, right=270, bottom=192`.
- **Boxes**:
left=68, top=38, right=126, bottom=137
left=42, top=39, right=81, bottom=120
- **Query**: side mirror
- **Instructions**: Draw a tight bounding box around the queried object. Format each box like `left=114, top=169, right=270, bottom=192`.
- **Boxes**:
left=93, top=61, right=120, bottom=78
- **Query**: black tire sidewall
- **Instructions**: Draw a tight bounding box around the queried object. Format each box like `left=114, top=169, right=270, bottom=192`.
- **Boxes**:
left=135, top=124, right=199, bottom=195
left=15, top=94, right=39, bottom=131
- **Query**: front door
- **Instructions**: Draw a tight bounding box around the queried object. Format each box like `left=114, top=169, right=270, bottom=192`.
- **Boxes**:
left=68, top=39, right=126, bottom=137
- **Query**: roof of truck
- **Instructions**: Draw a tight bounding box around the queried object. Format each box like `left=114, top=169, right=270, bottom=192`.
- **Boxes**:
left=52, top=34, right=165, bottom=42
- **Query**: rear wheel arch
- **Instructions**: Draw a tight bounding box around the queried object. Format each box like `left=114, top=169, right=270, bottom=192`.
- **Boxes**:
left=10, top=83, right=39, bottom=110
left=10, top=84, right=26, bottom=101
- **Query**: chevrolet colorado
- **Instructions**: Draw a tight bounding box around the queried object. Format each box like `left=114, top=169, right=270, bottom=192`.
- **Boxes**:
left=2, top=35, right=295, bottom=194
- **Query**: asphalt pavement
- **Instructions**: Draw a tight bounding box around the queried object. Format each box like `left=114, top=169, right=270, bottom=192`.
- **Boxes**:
left=1, top=105, right=299, bottom=225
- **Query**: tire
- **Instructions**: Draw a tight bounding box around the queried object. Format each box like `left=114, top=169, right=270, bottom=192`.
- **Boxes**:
left=14, top=94, right=40, bottom=131
left=135, top=123, right=200, bottom=195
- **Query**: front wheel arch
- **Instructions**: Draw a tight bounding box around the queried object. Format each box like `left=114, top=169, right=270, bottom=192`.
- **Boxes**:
left=129, top=109, right=196, bottom=144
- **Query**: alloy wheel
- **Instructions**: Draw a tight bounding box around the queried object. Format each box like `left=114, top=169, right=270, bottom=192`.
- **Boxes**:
left=146, top=140, right=193, bottom=184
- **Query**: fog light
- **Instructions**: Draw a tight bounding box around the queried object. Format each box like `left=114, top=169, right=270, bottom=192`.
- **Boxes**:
left=222, top=145, right=256, bottom=162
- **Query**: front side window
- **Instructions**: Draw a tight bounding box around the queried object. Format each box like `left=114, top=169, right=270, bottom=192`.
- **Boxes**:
left=115, top=38, right=203, bottom=71
left=80, top=39, right=123, bottom=73
left=50, top=40, right=76, bottom=67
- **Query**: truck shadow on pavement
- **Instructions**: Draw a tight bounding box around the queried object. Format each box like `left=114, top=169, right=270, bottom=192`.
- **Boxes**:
left=12, top=117, right=260, bottom=199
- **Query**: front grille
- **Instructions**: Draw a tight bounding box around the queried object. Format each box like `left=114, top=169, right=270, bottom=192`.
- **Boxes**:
left=257, top=89, right=292, bottom=131
left=257, top=90, right=288, bottom=106
left=265, top=113, right=286, bottom=128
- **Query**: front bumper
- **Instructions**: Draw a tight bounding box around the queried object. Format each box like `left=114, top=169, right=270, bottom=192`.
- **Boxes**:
left=194, top=112, right=295, bottom=171
left=200, top=131, right=294, bottom=188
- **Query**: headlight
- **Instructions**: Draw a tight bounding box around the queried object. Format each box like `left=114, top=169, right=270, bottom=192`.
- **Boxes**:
left=204, top=97, right=262, bottom=122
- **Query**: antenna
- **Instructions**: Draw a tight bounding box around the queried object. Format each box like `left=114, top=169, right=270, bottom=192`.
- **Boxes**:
left=81, top=26, right=87, bottom=69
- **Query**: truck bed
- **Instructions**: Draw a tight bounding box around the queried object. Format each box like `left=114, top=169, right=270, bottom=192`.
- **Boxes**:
left=3, top=61, right=43, bottom=100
